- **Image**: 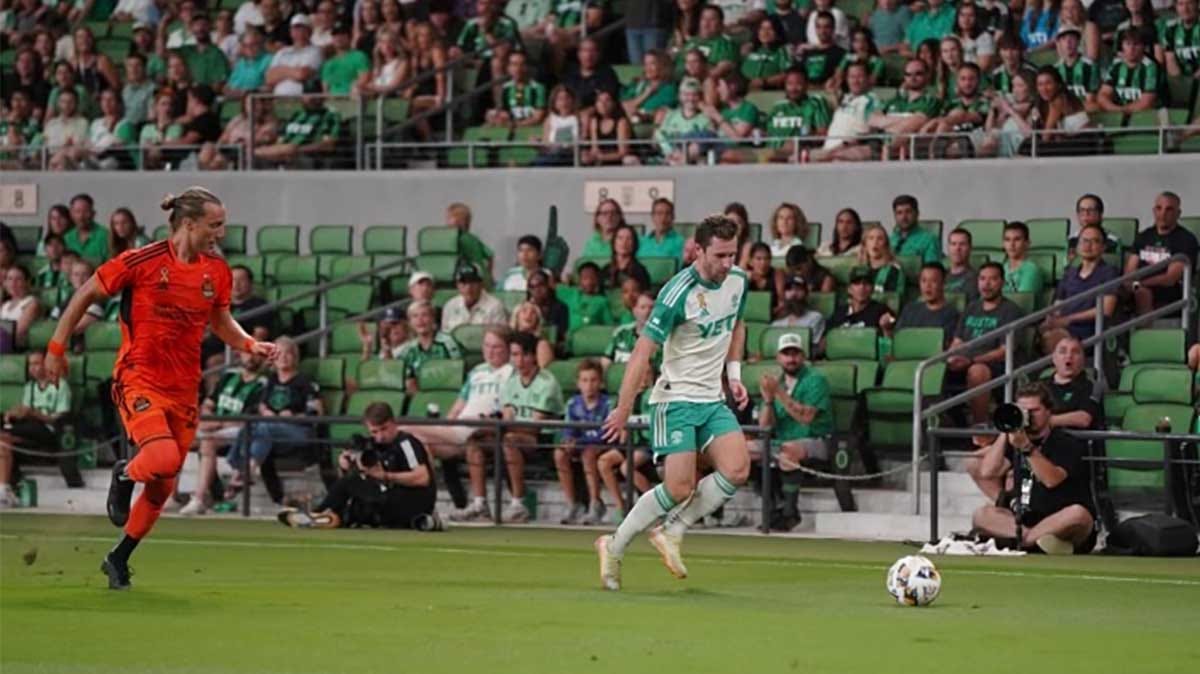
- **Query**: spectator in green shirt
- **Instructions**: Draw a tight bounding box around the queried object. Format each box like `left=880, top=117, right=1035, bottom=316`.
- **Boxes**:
left=758, top=333, right=832, bottom=530
left=741, top=15, right=793, bottom=90
left=1001, top=221, right=1045, bottom=297
left=1098, top=29, right=1161, bottom=113
left=253, top=92, right=341, bottom=168
left=581, top=198, right=626, bottom=261
left=177, top=14, right=230, bottom=93
left=678, top=4, right=739, bottom=103
left=868, top=57, right=941, bottom=156
left=557, top=261, right=615, bottom=332
left=320, top=21, right=370, bottom=96
left=889, top=194, right=942, bottom=264
left=445, top=202, right=495, bottom=282
left=639, top=197, right=685, bottom=262
left=655, top=75, right=717, bottom=164
left=64, top=193, right=109, bottom=266
left=904, top=0, right=957, bottom=57
left=702, top=72, right=760, bottom=161
left=0, top=352, right=74, bottom=500
left=621, top=49, right=679, bottom=125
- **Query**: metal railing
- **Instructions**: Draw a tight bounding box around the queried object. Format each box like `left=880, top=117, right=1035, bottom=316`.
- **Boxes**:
left=909, top=253, right=1195, bottom=513
left=1, top=142, right=245, bottom=171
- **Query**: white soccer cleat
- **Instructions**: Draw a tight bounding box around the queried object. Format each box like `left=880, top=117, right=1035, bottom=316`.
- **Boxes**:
left=502, top=500, right=530, bottom=523
left=648, top=526, right=688, bottom=579
left=595, top=535, right=621, bottom=591
left=178, top=497, right=208, bottom=517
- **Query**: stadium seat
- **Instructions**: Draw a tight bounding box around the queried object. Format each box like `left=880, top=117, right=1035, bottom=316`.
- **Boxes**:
left=85, top=351, right=117, bottom=383
left=812, top=361, right=859, bottom=442
left=958, top=219, right=1005, bottom=255
left=746, top=90, right=784, bottom=113
left=824, top=327, right=880, bottom=392
left=9, top=226, right=40, bottom=254
left=321, top=390, right=346, bottom=416
left=1103, top=329, right=1188, bottom=425
left=332, top=391, right=408, bottom=441
left=892, top=328, right=943, bottom=360
left=415, top=254, right=460, bottom=284
left=331, top=323, right=367, bottom=354
left=641, top=257, right=679, bottom=287
left=0, top=384, right=22, bottom=411
left=362, top=225, right=407, bottom=256
left=863, top=360, right=946, bottom=451
left=408, top=390, right=459, bottom=417
left=0, top=355, right=25, bottom=383
left=918, top=220, right=943, bottom=241
left=1025, top=218, right=1068, bottom=251
left=745, top=321, right=769, bottom=359
left=819, top=256, right=857, bottom=286
left=273, top=255, right=319, bottom=284
left=84, top=322, right=122, bottom=350
left=153, top=225, right=169, bottom=241
left=432, top=288, right=457, bottom=307
left=330, top=256, right=375, bottom=281
left=1179, top=216, right=1200, bottom=243
left=257, top=224, right=300, bottom=254
left=569, top=325, right=616, bottom=357
left=448, top=126, right=510, bottom=168
left=604, top=362, right=625, bottom=395
left=325, top=284, right=373, bottom=321
left=417, top=359, right=464, bottom=391
left=1101, top=218, right=1139, bottom=250
left=741, top=361, right=781, bottom=398
left=743, top=291, right=773, bottom=323
left=1108, top=379, right=1196, bottom=493
left=26, top=320, right=56, bottom=351
left=896, top=254, right=922, bottom=284
left=300, top=357, right=346, bottom=390
left=810, top=291, right=836, bottom=318
left=498, top=126, right=541, bottom=167
left=417, top=226, right=460, bottom=255
left=225, top=255, right=266, bottom=283
left=497, top=290, right=526, bottom=312
left=357, top=360, right=408, bottom=389
left=547, top=359, right=584, bottom=394
left=759, top=326, right=811, bottom=359
left=221, top=225, right=247, bottom=254
left=613, top=63, right=640, bottom=85
left=452, top=324, right=488, bottom=353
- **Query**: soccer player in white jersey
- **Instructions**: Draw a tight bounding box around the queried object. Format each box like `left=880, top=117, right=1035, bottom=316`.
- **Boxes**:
left=596, top=215, right=751, bottom=591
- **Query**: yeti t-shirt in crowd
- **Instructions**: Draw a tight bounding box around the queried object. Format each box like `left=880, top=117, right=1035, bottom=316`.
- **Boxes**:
left=954, top=297, right=1023, bottom=355
left=260, top=372, right=320, bottom=415
left=1130, top=225, right=1199, bottom=306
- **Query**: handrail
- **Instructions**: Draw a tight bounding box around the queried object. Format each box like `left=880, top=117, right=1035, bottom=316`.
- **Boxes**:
left=908, top=252, right=1194, bottom=513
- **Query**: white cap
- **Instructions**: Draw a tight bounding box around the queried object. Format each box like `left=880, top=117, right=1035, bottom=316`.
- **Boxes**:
left=777, top=333, right=806, bottom=353
left=409, top=270, right=434, bottom=286
left=290, top=14, right=312, bottom=28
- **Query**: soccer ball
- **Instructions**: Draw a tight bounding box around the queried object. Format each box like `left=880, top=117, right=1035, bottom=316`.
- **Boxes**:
left=886, top=555, right=942, bottom=607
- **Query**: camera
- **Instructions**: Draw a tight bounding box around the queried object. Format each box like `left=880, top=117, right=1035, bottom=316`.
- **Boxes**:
left=350, top=434, right=381, bottom=469
left=993, top=403, right=1030, bottom=433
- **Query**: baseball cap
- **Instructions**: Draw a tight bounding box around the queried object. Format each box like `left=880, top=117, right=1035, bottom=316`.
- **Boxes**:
left=455, top=265, right=482, bottom=283
left=290, top=13, right=312, bottom=28
left=1055, top=24, right=1082, bottom=39
left=409, top=270, right=433, bottom=286
left=849, top=266, right=873, bottom=283
left=784, top=275, right=808, bottom=290
left=777, top=333, right=806, bottom=353
left=380, top=306, right=404, bottom=323
left=132, top=21, right=152, bottom=33
left=679, top=77, right=702, bottom=94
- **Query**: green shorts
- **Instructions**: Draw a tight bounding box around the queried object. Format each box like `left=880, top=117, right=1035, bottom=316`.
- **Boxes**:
left=649, top=401, right=742, bottom=458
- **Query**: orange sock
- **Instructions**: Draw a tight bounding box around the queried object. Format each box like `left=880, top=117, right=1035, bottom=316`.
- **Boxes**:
left=124, top=477, right=176, bottom=540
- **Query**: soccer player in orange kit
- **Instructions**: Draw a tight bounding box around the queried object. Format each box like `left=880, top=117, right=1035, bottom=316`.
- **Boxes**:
left=43, top=187, right=276, bottom=590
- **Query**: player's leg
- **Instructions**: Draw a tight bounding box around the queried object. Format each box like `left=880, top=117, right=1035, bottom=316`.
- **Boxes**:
left=661, top=404, right=749, bottom=539
left=971, top=504, right=1018, bottom=540
left=554, top=443, right=582, bottom=524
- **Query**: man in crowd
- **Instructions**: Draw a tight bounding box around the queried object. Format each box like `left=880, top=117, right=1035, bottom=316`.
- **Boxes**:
left=178, top=13, right=229, bottom=91
left=771, top=275, right=826, bottom=346
left=1042, top=222, right=1117, bottom=351
left=202, top=263, right=274, bottom=369
left=1044, top=336, right=1103, bottom=430
left=970, top=383, right=1098, bottom=555
left=500, top=235, right=543, bottom=292
left=266, top=14, right=324, bottom=96
left=1001, top=221, right=1045, bottom=297
left=279, top=402, right=437, bottom=530
left=65, top=193, right=109, bottom=266
left=944, top=227, right=979, bottom=302
left=757, top=333, right=832, bottom=531
left=678, top=4, right=739, bottom=91
left=811, top=62, right=883, bottom=162
left=528, top=269, right=569, bottom=350
left=797, top=11, right=845, bottom=86
left=947, top=262, right=1024, bottom=424
left=397, top=300, right=464, bottom=394
left=897, top=263, right=960, bottom=347
left=639, top=198, right=685, bottom=261
left=486, top=51, right=547, bottom=128
left=226, top=27, right=273, bottom=98
left=762, top=68, right=832, bottom=160
left=868, top=59, right=940, bottom=157
left=1098, top=29, right=1161, bottom=113
left=826, top=267, right=895, bottom=347
left=466, top=332, right=564, bottom=523
left=320, top=21, right=370, bottom=96
left=561, top=37, right=621, bottom=118
left=253, top=89, right=341, bottom=167
left=1124, top=191, right=1198, bottom=316
left=1054, top=25, right=1101, bottom=109
left=441, top=265, right=509, bottom=333
left=890, top=194, right=941, bottom=264
left=1159, top=0, right=1200, bottom=78
left=0, top=352, right=76, bottom=506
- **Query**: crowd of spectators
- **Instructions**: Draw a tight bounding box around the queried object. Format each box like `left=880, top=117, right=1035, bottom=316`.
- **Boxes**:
left=3, top=0, right=1198, bottom=170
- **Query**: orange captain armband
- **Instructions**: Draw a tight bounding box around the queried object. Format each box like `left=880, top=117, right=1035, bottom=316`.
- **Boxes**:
left=47, top=340, right=67, bottom=358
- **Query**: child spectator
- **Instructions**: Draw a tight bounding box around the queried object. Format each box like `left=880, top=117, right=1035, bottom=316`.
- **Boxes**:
left=557, top=261, right=615, bottom=333
left=445, top=202, right=494, bottom=281
left=500, top=235, right=544, bottom=292
left=1001, top=221, right=1045, bottom=297
left=553, top=359, right=611, bottom=524
left=604, top=291, right=655, bottom=368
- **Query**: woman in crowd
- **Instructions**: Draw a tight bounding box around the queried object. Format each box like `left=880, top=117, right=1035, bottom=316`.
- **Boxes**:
left=954, top=2, right=996, bottom=71
left=581, top=198, right=626, bottom=259
left=935, top=36, right=966, bottom=100
left=107, top=208, right=148, bottom=258
left=509, top=302, right=556, bottom=367
left=354, top=26, right=411, bottom=98
left=746, top=242, right=786, bottom=319
left=70, top=25, right=119, bottom=94
left=37, top=205, right=73, bottom=256
left=979, top=70, right=1038, bottom=157
left=622, top=49, right=678, bottom=126
left=0, top=266, right=41, bottom=349
left=768, top=202, right=810, bottom=258
left=140, top=91, right=184, bottom=170
left=80, top=89, right=136, bottom=170
left=408, top=22, right=448, bottom=141
left=1059, top=0, right=1101, bottom=61
left=858, top=223, right=906, bottom=297
left=830, top=27, right=884, bottom=93
left=742, top=15, right=792, bottom=91
left=1031, top=66, right=1090, bottom=151
left=582, top=90, right=633, bottom=166
left=602, top=224, right=651, bottom=291
left=818, top=208, right=864, bottom=257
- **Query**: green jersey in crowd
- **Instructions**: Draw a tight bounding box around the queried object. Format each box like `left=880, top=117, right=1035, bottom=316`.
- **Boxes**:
left=556, top=284, right=615, bottom=332
left=883, top=90, right=941, bottom=117
left=22, top=379, right=71, bottom=418
left=838, top=53, right=886, bottom=82
left=500, top=80, right=548, bottom=121
left=741, top=46, right=792, bottom=82
left=1160, top=18, right=1200, bottom=75
left=890, top=226, right=942, bottom=264
left=1055, top=57, right=1102, bottom=99
left=280, top=107, right=341, bottom=146
left=941, top=94, right=990, bottom=130
left=989, top=63, right=1037, bottom=94
left=621, top=79, right=679, bottom=115
left=654, top=108, right=714, bottom=155
left=1003, top=258, right=1045, bottom=296
left=766, top=364, right=832, bottom=441
left=457, top=15, right=523, bottom=58
left=678, top=34, right=739, bottom=73
left=320, top=49, right=371, bottom=95
left=396, top=333, right=463, bottom=381
left=501, top=368, right=565, bottom=420
left=177, top=44, right=230, bottom=88
left=1103, top=57, right=1163, bottom=105
left=64, top=225, right=110, bottom=266
left=763, top=94, right=832, bottom=148
left=210, top=370, right=266, bottom=416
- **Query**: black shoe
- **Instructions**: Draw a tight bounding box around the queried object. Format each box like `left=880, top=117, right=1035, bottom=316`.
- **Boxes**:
left=99, top=553, right=132, bottom=590
left=106, top=460, right=134, bottom=528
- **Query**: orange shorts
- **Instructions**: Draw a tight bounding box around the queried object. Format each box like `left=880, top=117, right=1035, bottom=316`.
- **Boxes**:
left=112, top=381, right=198, bottom=481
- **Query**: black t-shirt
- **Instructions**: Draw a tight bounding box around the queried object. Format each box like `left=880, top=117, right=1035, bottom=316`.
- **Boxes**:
left=801, top=45, right=845, bottom=84
left=1131, top=225, right=1199, bottom=306
left=536, top=298, right=570, bottom=344
left=184, top=111, right=222, bottom=143
left=1006, top=428, right=1095, bottom=518
left=602, top=259, right=650, bottom=291
left=896, top=300, right=961, bottom=347
left=1046, top=373, right=1102, bottom=429
left=561, top=64, right=621, bottom=109
left=380, top=432, right=436, bottom=494
left=829, top=299, right=892, bottom=333
left=261, top=372, right=320, bottom=415
left=233, top=295, right=276, bottom=337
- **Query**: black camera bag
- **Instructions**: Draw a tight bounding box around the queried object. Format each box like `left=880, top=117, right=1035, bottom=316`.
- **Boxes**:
left=1105, top=514, right=1199, bottom=557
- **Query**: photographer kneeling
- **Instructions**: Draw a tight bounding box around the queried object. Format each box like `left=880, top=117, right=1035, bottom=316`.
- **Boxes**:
left=971, top=383, right=1097, bottom=555
left=278, top=402, right=438, bottom=530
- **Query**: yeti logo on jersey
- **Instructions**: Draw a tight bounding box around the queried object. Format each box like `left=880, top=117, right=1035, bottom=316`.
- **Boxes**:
left=697, top=314, right=737, bottom=338
left=671, top=430, right=683, bottom=444
left=201, top=274, right=215, bottom=299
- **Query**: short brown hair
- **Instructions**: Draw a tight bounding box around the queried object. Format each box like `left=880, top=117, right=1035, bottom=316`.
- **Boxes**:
left=694, top=214, right=739, bottom=248
left=577, top=358, right=603, bottom=378
left=1016, top=382, right=1053, bottom=409
left=363, top=401, right=395, bottom=425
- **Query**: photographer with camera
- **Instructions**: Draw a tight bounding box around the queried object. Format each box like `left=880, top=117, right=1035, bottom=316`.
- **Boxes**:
left=277, top=402, right=438, bottom=530
left=970, top=383, right=1098, bottom=555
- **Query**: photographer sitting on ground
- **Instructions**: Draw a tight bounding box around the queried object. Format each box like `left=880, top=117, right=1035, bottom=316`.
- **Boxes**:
left=278, top=402, right=437, bottom=530
left=970, top=383, right=1097, bottom=555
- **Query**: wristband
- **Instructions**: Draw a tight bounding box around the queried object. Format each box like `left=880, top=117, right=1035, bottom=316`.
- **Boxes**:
left=242, top=338, right=256, bottom=353
left=727, top=361, right=742, bottom=383
left=47, top=340, right=67, bottom=357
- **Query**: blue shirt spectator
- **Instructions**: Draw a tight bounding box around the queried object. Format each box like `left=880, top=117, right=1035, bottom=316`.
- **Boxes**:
left=561, top=392, right=611, bottom=445
left=226, top=30, right=273, bottom=95
left=869, top=0, right=914, bottom=51
left=1021, top=4, right=1061, bottom=50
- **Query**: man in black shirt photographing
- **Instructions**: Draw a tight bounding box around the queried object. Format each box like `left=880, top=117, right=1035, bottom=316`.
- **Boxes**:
left=971, top=383, right=1097, bottom=554
left=278, top=402, right=438, bottom=530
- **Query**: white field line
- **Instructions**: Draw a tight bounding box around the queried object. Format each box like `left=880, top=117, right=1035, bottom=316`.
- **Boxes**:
left=3, top=533, right=1198, bottom=587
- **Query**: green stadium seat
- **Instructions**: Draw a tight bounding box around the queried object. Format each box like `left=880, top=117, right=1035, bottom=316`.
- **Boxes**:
left=219, top=224, right=247, bottom=254
left=605, top=362, right=625, bottom=394
left=332, top=391, right=408, bottom=441
left=96, top=37, right=130, bottom=64
left=273, top=255, right=319, bottom=284
left=225, top=255, right=266, bottom=283
left=26, top=320, right=56, bottom=350
left=1091, top=111, right=1126, bottom=129
left=613, top=63, right=640, bottom=85
left=257, top=224, right=300, bottom=254
left=85, top=322, right=122, bottom=350
left=330, top=256, right=376, bottom=281
left=417, top=359, right=464, bottom=391
left=802, top=222, right=823, bottom=250
left=418, top=226, right=461, bottom=255
left=918, top=220, right=943, bottom=241
left=573, top=257, right=610, bottom=275
left=321, top=390, right=346, bottom=416
left=824, top=327, right=880, bottom=392
left=1107, top=403, right=1196, bottom=491
left=311, top=225, right=353, bottom=255
left=742, top=361, right=781, bottom=398
left=892, top=327, right=944, bottom=360
left=547, top=359, right=584, bottom=394
left=819, top=255, right=858, bottom=286
left=0, top=384, right=22, bottom=411
left=958, top=219, right=1005, bottom=253
left=1102, top=329, right=1188, bottom=425
left=745, top=321, right=769, bottom=359
left=759, top=326, right=811, bottom=359
left=746, top=90, right=784, bottom=112
left=812, top=361, right=859, bottom=439
left=452, top=324, right=488, bottom=353
left=432, top=288, right=457, bottom=308
left=498, top=126, right=541, bottom=167
left=331, top=323, right=367, bottom=354
left=9, top=226, right=40, bottom=254
left=1179, top=216, right=1200, bottom=243
left=362, top=225, right=407, bottom=256
left=1102, top=218, right=1139, bottom=250
left=863, top=360, right=946, bottom=450
left=325, top=283, right=373, bottom=320
left=1025, top=218, right=1068, bottom=251
left=416, top=254, right=460, bottom=284
left=896, top=254, right=922, bottom=284
left=641, top=257, right=678, bottom=287
left=743, top=291, right=773, bottom=323
left=569, top=325, right=616, bottom=357
left=153, top=225, right=170, bottom=241
left=357, top=360, right=408, bottom=389
left=810, top=291, right=836, bottom=318
left=407, top=390, right=459, bottom=417
left=448, top=126, right=510, bottom=167
left=85, top=351, right=117, bottom=383
left=300, top=357, right=347, bottom=390
left=0, top=355, right=26, bottom=383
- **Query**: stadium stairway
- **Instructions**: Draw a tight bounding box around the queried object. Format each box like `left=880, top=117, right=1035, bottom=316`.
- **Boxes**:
left=19, top=458, right=982, bottom=542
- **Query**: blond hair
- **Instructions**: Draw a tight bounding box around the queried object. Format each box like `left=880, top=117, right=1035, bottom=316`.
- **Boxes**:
left=161, top=187, right=222, bottom=232
left=857, top=223, right=895, bottom=266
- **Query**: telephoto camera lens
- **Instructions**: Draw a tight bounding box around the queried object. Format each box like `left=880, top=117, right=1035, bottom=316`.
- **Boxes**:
left=993, top=403, right=1028, bottom=433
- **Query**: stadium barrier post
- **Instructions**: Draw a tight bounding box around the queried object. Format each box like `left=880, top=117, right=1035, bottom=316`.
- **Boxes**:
left=468, top=141, right=475, bottom=169
left=624, top=438, right=635, bottom=518
left=375, top=97, right=384, bottom=170
left=242, top=418, right=255, bottom=517
left=1030, top=129, right=1038, bottom=158
left=1003, top=331, right=1014, bottom=402
left=248, top=95, right=256, bottom=171
left=927, top=427, right=939, bottom=543
left=318, top=294, right=329, bottom=358
left=1093, top=295, right=1105, bottom=387
left=492, top=418, right=503, bottom=524
left=759, top=434, right=772, bottom=534
left=1158, top=127, right=1164, bottom=155
left=445, top=67, right=455, bottom=140
left=355, top=96, right=364, bottom=170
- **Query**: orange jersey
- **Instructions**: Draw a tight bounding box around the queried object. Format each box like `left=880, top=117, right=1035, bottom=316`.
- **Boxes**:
left=96, top=239, right=232, bottom=398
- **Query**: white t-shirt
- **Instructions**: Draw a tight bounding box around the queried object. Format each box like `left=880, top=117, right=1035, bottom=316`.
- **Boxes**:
left=458, top=362, right=514, bottom=419
left=113, top=0, right=155, bottom=24
left=234, top=2, right=264, bottom=35
left=824, top=91, right=882, bottom=149
left=0, top=295, right=36, bottom=322
left=269, top=45, right=324, bottom=95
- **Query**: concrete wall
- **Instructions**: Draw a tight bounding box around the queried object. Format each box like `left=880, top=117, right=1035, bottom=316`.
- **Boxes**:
left=4, top=155, right=1197, bottom=269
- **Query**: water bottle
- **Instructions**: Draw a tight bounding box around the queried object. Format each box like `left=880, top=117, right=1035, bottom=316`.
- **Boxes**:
left=18, top=479, right=37, bottom=508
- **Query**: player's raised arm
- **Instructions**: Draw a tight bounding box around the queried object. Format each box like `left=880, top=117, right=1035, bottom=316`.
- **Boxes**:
left=602, top=334, right=659, bottom=443
left=44, top=274, right=111, bottom=379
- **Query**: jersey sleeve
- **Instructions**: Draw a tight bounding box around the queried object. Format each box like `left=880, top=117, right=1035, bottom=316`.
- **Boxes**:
left=645, top=290, right=686, bottom=344
left=736, top=273, right=749, bottom=321
left=94, top=249, right=138, bottom=296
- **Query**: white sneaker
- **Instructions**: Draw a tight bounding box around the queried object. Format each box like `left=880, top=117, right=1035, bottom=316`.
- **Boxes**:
left=503, top=500, right=530, bottom=523
left=560, top=502, right=586, bottom=525
left=595, top=535, right=621, bottom=591
left=1036, top=534, right=1075, bottom=556
left=450, top=500, right=489, bottom=522
left=583, top=500, right=607, bottom=525
left=648, top=526, right=688, bottom=579
left=0, top=485, right=17, bottom=508
left=179, top=496, right=209, bottom=517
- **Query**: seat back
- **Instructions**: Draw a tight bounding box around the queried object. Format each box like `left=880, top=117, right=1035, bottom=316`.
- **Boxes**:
left=958, top=219, right=1005, bottom=251
left=641, top=257, right=679, bottom=287
left=310, top=225, right=352, bottom=254
left=1129, top=328, right=1186, bottom=364
left=257, top=225, right=300, bottom=254
left=892, top=327, right=943, bottom=360
left=418, top=226, right=461, bottom=255
left=569, top=325, right=616, bottom=357
left=452, top=324, right=488, bottom=354
left=1108, top=404, right=1196, bottom=491
left=357, top=360, right=408, bottom=390
left=417, top=359, right=465, bottom=391
left=824, top=327, right=877, bottom=361
left=362, top=225, right=407, bottom=255
left=1132, top=368, right=1195, bottom=405
left=84, top=322, right=123, bottom=350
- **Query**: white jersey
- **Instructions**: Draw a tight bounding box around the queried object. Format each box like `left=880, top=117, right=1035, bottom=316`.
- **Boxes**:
left=457, top=362, right=513, bottom=419
left=644, top=265, right=748, bottom=404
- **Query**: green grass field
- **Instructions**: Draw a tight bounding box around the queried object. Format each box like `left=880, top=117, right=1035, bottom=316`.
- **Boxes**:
left=2, top=513, right=1198, bottom=674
